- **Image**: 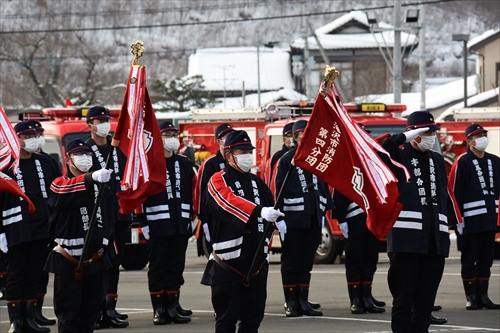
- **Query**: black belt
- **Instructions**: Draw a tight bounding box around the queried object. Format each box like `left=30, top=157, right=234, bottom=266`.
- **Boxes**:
left=212, top=251, right=263, bottom=285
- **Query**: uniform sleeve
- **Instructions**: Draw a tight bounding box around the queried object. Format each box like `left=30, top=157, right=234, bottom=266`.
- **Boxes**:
left=448, top=153, right=466, bottom=216
left=195, top=156, right=216, bottom=222
left=48, top=174, right=93, bottom=209
left=204, top=171, right=258, bottom=234
left=274, top=153, right=291, bottom=204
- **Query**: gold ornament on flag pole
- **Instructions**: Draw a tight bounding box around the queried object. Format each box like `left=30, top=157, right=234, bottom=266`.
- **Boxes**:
left=130, top=40, right=145, bottom=66
left=321, top=65, right=340, bottom=98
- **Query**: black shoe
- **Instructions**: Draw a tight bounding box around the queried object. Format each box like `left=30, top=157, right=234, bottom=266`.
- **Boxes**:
left=297, top=286, right=322, bottom=316
left=283, top=287, right=300, bottom=317
left=21, top=301, right=50, bottom=333
left=165, top=293, right=191, bottom=324
left=432, top=305, right=442, bottom=312
left=361, top=284, right=385, bottom=314
left=150, top=294, right=166, bottom=325
left=101, top=295, right=129, bottom=328
left=348, top=284, right=365, bottom=314
left=430, top=313, right=447, bottom=325
left=115, top=311, right=128, bottom=320
left=176, top=288, right=193, bottom=316
left=35, top=294, right=56, bottom=326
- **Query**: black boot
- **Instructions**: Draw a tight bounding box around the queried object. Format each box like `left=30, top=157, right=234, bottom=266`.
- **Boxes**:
left=100, top=295, right=129, bottom=328
left=432, top=305, right=442, bottom=311
left=477, top=279, right=500, bottom=309
left=176, top=288, right=192, bottom=316
left=0, top=271, right=6, bottom=300
left=113, top=295, right=128, bottom=320
left=297, top=286, right=322, bottom=316
left=8, top=301, right=22, bottom=333
left=347, top=283, right=365, bottom=314
left=463, top=279, right=478, bottom=310
left=165, top=293, right=191, bottom=324
left=150, top=293, right=166, bottom=325
left=22, top=301, right=50, bottom=333
left=371, top=296, right=386, bottom=307
left=283, top=287, right=300, bottom=317
left=430, top=313, right=447, bottom=325
left=361, top=283, right=385, bottom=313
left=35, top=294, right=56, bottom=326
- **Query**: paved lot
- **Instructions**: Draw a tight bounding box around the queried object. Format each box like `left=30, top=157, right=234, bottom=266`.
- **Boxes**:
left=1, top=237, right=499, bottom=332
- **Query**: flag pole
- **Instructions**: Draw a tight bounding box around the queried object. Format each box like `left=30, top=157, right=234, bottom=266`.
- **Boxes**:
left=243, top=159, right=296, bottom=286
left=75, top=146, right=116, bottom=279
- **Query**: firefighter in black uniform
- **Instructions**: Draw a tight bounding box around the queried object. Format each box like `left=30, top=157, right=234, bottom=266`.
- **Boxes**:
left=275, top=120, right=334, bottom=317
left=44, top=139, right=114, bottom=333
left=195, top=123, right=235, bottom=254
left=2, top=121, right=60, bottom=333
left=84, top=106, right=130, bottom=328
left=449, top=124, right=500, bottom=310
left=28, top=119, right=61, bottom=327
left=137, top=121, right=195, bottom=325
left=264, top=122, right=294, bottom=185
left=380, top=110, right=460, bottom=333
left=201, top=130, right=283, bottom=333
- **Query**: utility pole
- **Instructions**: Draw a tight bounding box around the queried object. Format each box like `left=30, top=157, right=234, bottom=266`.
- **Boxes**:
left=393, top=0, right=402, bottom=103
left=419, top=3, right=426, bottom=109
left=257, top=32, right=261, bottom=107
left=302, top=3, right=310, bottom=98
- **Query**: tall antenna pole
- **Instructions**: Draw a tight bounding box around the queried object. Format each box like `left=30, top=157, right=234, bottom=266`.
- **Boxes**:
left=393, top=0, right=402, bottom=103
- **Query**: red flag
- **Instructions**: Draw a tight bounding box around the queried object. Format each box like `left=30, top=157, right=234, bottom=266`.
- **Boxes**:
left=65, top=99, right=74, bottom=107
left=294, top=82, right=407, bottom=239
left=111, top=65, right=166, bottom=215
left=0, top=172, right=35, bottom=213
left=0, top=106, right=20, bottom=174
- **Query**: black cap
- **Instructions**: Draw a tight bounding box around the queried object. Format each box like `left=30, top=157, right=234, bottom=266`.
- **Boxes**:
left=283, top=122, right=294, bottom=136
left=465, top=123, right=488, bottom=139
left=406, top=110, right=439, bottom=131
left=358, top=123, right=371, bottom=133
left=65, top=139, right=92, bottom=156
left=215, top=123, right=235, bottom=139
left=292, top=120, right=308, bottom=134
left=159, top=121, right=178, bottom=132
left=27, top=120, right=44, bottom=133
left=14, top=121, right=37, bottom=135
left=223, top=130, right=255, bottom=150
left=86, top=106, right=110, bottom=122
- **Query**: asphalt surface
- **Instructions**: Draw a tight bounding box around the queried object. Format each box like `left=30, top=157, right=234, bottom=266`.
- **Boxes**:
left=1, top=236, right=500, bottom=333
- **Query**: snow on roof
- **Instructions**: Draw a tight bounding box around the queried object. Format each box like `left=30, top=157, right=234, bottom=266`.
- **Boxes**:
left=354, top=76, right=478, bottom=117
left=212, top=88, right=308, bottom=109
left=468, top=27, right=500, bottom=49
left=187, top=47, right=294, bottom=92
left=435, top=87, right=500, bottom=121
left=315, top=10, right=369, bottom=35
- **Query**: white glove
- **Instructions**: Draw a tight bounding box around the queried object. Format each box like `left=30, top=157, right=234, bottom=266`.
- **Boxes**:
left=0, top=233, right=8, bottom=253
left=456, top=222, right=464, bottom=235
left=203, top=223, right=211, bottom=243
left=141, top=226, right=150, bottom=240
left=404, top=127, right=429, bottom=142
left=190, top=221, right=195, bottom=232
left=92, top=168, right=113, bottom=183
left=275, top=221, right=287, bottom=241
left=321, top=216, right=325, bottom=229
left=260, top=207, right=285, bottom=223
left=339, top=222, right=349, bottom=239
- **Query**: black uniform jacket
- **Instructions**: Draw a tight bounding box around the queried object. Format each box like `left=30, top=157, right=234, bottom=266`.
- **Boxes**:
left=381, top=135, right=460, bottom=256
left=449, top=148, right=500, bottom=234
left=137, top=154, right=196, bottom=237
left=275, top=147, right=333, bottom=228
left=331, top=190, right=369, bottom=238
left=195, top=150, right=226, bottom=223
left=201, top=165, right=274, bottom=285
left=44, top=171, right=114, bottom=275
left=264, top=144, right=289, bottom=185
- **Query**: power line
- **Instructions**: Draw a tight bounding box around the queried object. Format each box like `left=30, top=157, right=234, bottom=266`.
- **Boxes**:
left=0, top=0, right=455, bottom=35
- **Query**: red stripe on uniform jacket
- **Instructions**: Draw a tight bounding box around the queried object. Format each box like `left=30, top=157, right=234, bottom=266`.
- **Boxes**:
left=208, top=171, right=257, bottom=223
left=50, top=175, right=86, bottom=194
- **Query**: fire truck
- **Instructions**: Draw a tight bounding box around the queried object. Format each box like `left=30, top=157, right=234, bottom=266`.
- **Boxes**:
left=436, top=107, right=500, bottom=258
left=179, top=102, right=414, bottom=264
left=21, top=107, right=149, bottom=271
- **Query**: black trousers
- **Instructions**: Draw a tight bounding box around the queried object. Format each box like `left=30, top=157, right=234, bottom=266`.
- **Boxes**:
left=6, top=239, right=48, bottom=300
left=147, top=234, right=188, bottom=292
left=460, top=230, right=496, bottom=279
left=388, top=252, right=445, bottom=333
left=280, top=223, right=321, bottom=287
left=54, top=270, right=107, bottom=333
left=37, top=240, right=56, bottom=295
left=107, top=221, right=129, bottom=294
left=212, top=264, right=268, bottom=333
left=344, top=231, right=379, bottom=283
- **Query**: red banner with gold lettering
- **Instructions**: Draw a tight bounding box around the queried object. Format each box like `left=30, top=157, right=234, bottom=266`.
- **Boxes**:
left=294, top=82, right=407, bottom=239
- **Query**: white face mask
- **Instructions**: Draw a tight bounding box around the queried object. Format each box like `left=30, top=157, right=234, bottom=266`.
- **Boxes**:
left=163, top=137, right=180, bottom=152
left=95, top=122, right=111, bottom=137
left=234, top=153, right=253, bottom=173
left=37, top=136, right=45, bottom=149
left=72, top=155, right=93, bottom=173
left=416, top=135, right=435, bottom=152
left=473, top=136, right=488, bottom=152
left=22, top=138, right=39, bottom=153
